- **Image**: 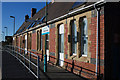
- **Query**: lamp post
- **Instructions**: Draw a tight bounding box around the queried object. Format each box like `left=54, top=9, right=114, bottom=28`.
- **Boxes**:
left=10, top=16, right=15, bottom=54
left=10, top=16, right=15, bottom=35
left=44, top=0, right=48, bottom=72
left=4, top=27, right=8, bottom=36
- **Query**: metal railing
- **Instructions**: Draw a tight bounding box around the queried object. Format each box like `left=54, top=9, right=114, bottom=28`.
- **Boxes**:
left=5, top=45, right=40, bottom=79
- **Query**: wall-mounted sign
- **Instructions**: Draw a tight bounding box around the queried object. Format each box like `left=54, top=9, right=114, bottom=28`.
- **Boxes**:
left=42, top=25, right=49, bottom=35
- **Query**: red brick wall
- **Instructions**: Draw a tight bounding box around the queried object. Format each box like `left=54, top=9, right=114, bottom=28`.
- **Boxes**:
left=89, top=16, right=97, bottom=59
left=42, top=35, right=45, bottom=54
left=100, top=15, right=104, bottom=60
left=90, top=15, right=104, bottom=60
left=63, top=15, right=104, bottom=79
left=49, top=27, right=56, bottom=63
left=49, top=27, right=56, bottom=53
left=17, top=36, right=21, bottom=52
left=64, top=58, right=96, bottom=79
left=22, top=35, right=25, bottom=49
left=89, top=14, right=104, bottom=78
left=64, top=24, right=68, bottom=55
left=49, top=55, right=56, bottom=63
left=31, top=32, right=37, bottom=50
left=18, top=36, right=20, bottom=47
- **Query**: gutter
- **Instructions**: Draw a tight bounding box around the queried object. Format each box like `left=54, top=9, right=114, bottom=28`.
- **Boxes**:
left=14, top=0, right=105, bottom=36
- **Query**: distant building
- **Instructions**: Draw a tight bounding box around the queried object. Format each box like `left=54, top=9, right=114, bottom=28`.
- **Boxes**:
left=5, top=36, right=12, bottom=45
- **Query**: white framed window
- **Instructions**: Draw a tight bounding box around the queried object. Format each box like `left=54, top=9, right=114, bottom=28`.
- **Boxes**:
left=71, top=20, right=77, bottom=56
left=80, top=17, right=88, bottom=57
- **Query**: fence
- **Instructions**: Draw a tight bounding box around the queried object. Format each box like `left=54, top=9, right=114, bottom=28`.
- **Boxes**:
left=4, top=45, right=102, bottom=79
left=5, top=45, right=40, bottom=79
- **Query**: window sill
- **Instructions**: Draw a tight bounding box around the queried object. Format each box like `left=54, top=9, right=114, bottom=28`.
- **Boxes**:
left=69, top=55, right=90, bottom=63
left=69, top=55, right=77, bottom=60
left=82, top=55, right=87, bottom=57
left=77, top=56, right=89, bottom=63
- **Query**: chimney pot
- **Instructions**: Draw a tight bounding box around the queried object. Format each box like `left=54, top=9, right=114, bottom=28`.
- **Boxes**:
left=31, top=8, right=37, bottom=17
left=25, top=15, right=29, bottom=22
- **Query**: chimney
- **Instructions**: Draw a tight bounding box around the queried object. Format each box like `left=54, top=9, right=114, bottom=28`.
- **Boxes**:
left=31, top=8, right=37, bottom=17
left=25, top=15, right=29, bottom=22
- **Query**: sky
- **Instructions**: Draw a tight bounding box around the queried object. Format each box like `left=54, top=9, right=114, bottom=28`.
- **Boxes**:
left=1, top=2, right=47, bottom=41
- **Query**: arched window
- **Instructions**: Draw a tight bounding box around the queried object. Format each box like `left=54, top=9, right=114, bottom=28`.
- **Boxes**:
left=28, top=33, right=32, bottom=50
left=37, top=30, right=42, bottom=51
left=80, top=17, right=88, bottom=57
left=70, top=20, right=77, bottom=55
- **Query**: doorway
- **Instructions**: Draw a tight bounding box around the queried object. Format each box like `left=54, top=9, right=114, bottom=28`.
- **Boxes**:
left=59, top=24, right=64, bottom=67
left=46, top=34, right=49, bottom=61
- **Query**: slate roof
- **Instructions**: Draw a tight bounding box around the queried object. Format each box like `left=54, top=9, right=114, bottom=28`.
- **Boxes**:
left=15, top=2, right=94, bottom=35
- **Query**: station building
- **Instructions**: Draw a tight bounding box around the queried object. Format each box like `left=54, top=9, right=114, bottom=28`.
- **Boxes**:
left=13, top=1, right=120, bottom=80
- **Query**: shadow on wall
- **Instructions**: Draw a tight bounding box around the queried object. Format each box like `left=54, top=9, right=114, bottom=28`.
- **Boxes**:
left=48, top=55, right=103, bottom=80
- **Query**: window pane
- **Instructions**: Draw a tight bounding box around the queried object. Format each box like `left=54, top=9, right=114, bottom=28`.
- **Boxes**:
left=71, top=20, right=77, bottom=55
left=81, top=17, right=88, bottom=56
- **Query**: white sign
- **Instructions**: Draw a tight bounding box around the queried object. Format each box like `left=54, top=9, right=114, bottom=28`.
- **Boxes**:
left=42, top=25, right=49, bottom=35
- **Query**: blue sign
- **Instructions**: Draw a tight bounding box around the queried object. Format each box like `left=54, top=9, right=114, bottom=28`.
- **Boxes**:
left=42, top=25, right=49, bottom=35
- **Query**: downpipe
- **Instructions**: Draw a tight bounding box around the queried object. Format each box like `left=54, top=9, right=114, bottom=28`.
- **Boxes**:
left=94, top=4, right=101, bottom=80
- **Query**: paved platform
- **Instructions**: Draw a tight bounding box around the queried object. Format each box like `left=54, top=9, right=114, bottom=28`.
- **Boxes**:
left=2, top=47, right=88, bottom=80
left=2, top=50, right=35, bottom=79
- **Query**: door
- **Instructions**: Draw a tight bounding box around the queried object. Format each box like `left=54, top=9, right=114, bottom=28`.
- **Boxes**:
left=59, top=24, right=64, bottom=67
left=81, top=17, right=88, bottom=56
left=25, top=35, right=27, bottom=54
left=46, top=34, right=49, bottom=61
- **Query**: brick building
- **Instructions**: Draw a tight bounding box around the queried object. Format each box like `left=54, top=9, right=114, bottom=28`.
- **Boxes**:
left=13, top=1, right=120, bottom=80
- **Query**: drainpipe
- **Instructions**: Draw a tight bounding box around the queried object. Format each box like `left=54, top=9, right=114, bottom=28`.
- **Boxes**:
left=94, top=4, right=101, bottom=79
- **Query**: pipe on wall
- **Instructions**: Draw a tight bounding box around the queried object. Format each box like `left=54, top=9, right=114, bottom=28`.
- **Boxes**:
left=94, top=4, right=101, bottom=79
